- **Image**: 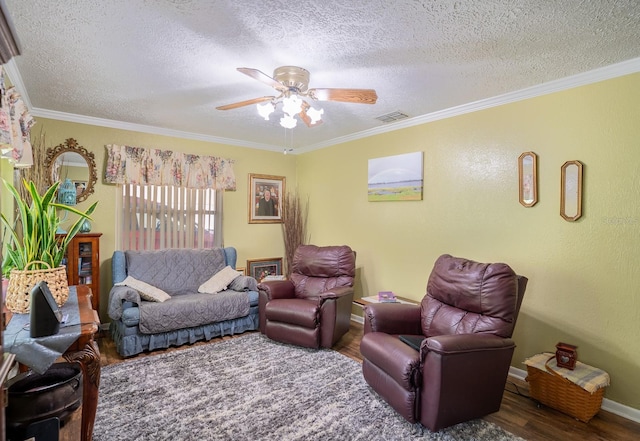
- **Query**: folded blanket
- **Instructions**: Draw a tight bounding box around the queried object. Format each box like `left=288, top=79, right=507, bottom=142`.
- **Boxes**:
left=524, top=352, right=610, bottom=393
left=108, top=286, right=142, bottom=320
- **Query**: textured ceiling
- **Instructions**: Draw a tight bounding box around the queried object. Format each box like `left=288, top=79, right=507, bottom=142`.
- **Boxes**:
left=5, top=0, right=640, bottom=152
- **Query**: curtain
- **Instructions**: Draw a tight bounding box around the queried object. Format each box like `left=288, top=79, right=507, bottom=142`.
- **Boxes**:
left=0, top=67, right=35, bottom=167
left=120, top=184, right=221, bottom=251
left=213, top=189, right=223, bottom=248
left=105, top=144, right=236, bottom=191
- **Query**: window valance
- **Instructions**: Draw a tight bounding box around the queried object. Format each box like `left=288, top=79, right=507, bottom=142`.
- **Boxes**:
left=105, top=144, right=236, bottom=191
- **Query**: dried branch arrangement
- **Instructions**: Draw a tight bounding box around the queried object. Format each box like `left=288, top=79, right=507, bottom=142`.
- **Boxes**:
left=281, top=189, right=309, bottom=277
left=18, top=128, right=49, bottom=202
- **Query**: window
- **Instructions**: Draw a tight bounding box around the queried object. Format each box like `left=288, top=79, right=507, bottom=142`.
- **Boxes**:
left=119, top=184, right=221, bottom=251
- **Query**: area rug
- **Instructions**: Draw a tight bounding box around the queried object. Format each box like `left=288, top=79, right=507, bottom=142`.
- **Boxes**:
left=94, top=333, right=524, bottom=441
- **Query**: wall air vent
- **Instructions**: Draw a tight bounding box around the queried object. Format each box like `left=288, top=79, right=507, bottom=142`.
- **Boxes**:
left=375, top=111, right=409, bottom=123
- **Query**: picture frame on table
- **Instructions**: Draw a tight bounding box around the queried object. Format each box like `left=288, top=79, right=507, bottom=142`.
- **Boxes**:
left=246, top=257, right=283, bottom=282
left=248, top=173, right=285, bottom=224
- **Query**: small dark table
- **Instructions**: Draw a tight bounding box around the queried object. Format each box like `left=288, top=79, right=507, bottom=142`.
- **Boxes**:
left=5, top=285, right=100, bottom=441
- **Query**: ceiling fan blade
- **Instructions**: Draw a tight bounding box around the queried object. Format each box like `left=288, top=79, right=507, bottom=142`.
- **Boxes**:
left=237, top=67, right=287, bottom=91
left=308, top=88, right=378, bottom=104
left=216, top=96, right=275, bottom=111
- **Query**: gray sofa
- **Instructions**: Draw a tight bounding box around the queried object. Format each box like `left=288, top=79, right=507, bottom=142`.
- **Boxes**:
left=108, top=247, right=259, bottom=357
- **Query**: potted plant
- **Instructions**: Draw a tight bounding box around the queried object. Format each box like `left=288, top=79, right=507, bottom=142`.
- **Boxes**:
left=1, top=179, right=97, bottom=313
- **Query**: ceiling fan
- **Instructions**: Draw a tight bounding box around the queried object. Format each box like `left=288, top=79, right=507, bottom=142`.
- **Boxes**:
left=216, top=66, right=378, bottom=128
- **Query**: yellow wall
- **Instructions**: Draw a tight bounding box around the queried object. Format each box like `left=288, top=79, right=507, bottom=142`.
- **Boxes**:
left=297, top=73, right=640, bottom=409
left=6, top=118, right=296, bottom=319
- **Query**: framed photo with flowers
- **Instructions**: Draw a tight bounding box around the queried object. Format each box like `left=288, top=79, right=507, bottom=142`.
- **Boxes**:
left=246, top=257, right=283, bottom=282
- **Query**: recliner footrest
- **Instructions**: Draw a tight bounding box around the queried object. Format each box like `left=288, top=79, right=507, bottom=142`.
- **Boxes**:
left=265, top=298, right=319, bottom=328
left=360, top=332, right=421, bottom=390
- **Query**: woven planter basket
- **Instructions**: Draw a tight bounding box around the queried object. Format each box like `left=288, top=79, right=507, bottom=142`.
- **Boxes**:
left=5, top=261, right=69, bottom=313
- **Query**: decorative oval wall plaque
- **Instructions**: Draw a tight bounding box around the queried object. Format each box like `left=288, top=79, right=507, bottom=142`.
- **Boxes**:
left=560, top=160, right=583, bottom=221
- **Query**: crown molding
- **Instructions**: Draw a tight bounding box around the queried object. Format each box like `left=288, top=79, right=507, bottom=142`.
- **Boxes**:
left=6, top=57, right=640, bottom=154
left=297, top=57, right=640, bottom=153
left=30, top=107, right=283, bottom=152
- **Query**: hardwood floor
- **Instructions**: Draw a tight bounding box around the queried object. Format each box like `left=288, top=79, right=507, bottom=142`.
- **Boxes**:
left=95, top=322, right=640, bottom=441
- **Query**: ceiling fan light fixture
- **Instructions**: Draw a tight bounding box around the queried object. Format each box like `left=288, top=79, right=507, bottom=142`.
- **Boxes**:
left=280, top=114, right=297, bottom=129
left=307, top=107, right=324, bottom=124
left=282, top=94, right=303, bottom=116
left=219, top=65, right=377, bottom=130
left=257, top=101, right=275, bottom=120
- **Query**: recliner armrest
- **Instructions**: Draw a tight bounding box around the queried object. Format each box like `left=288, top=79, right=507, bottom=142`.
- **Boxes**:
left=257, top=280, right=295, bottom=301
left=363, top=303, right=422, bottom=335
left=308, top=286, right=354, bottom=301
left=425, top=333, right=515, bottom=356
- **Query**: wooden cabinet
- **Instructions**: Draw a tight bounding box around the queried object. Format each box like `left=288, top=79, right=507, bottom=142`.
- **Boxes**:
left=58, top=233, right=102, bottom=311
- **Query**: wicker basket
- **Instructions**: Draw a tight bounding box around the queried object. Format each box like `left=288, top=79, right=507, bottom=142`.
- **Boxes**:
left=5, top=261, right=69, bottom=313
left=526, top=359, right=605, bottom=422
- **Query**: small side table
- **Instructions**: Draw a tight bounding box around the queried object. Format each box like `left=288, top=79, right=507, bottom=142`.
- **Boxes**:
left=353, top=295, right=419, bottom=308
left=524, top=352, right=609, bottom=422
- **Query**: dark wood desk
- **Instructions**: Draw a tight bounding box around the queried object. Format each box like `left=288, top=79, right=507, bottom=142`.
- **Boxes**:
left=64, top=285, right=101, bottom=441
left=5, top=285, right=100, bottom=441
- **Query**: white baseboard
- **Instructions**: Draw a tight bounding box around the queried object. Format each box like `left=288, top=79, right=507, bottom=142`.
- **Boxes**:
left=351, top=314, right=364, bottom=324
left=509, top=366, right=640, bottom=424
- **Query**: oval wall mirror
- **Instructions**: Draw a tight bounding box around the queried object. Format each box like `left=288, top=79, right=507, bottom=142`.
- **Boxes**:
left=560, top=160, right=583, bottom=221
left=45, top=138, right=97, bottom=203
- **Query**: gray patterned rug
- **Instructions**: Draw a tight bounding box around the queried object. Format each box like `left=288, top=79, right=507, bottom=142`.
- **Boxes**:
left=94, top=333, right=524, bottom=441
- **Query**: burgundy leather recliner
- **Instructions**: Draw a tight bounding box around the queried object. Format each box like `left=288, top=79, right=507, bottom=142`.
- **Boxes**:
left=258, top=244, right=356, bottom=349
left=360, top=254, right=527, bottom=432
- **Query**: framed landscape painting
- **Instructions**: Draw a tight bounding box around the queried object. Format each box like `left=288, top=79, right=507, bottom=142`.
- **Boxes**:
left=368, top=151, right=424, bottom=201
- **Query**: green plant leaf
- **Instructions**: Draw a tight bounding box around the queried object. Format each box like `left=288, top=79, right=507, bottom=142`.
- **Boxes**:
left=1, top=179, right=99, bottom=276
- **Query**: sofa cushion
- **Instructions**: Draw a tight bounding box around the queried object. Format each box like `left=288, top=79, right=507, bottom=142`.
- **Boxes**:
left=125, top=248, right=227, bottom=293
left=198, top=266, right=242, bottom=294
left=115, top=276, right=171, bottom=302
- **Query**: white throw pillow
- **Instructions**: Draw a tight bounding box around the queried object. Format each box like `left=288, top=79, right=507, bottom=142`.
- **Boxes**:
left=198, top=266, right=242, bottom=294
left=115, top=276, right=171, bottom=302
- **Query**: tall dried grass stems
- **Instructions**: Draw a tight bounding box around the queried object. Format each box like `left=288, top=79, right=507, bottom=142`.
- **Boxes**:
left=18, top=128, right=49, bottom=202
left=281, top=190, right=309, bottom=277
